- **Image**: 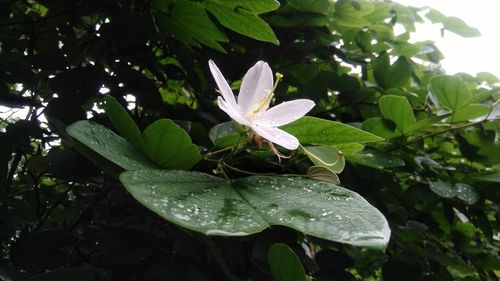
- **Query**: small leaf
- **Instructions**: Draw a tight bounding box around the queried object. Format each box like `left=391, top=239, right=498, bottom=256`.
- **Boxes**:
left=373, top=53, right=411, bottom=89
left=288, top=0, right=331, bottom=14
left=379, top=95, right=416, bottom=134
left=307, top=166, right=340, bottom=185
left=429, top=75, right=471, bottom=110
left=443, top=17, right=481, bottom=38
left=120, top=170, right=391, bottom=248
left=302, top=146, right=345, bottom=173
left=429, top=181, right=479, bottom=205
left=104, top=96, right=144, bottom=150
left=334, top=0, right=374, bottom=27
left=282, top=116, right=383, bottom=145
left=67, top=121, right=157, bottom=170
left=209, top=121, right=241, bottom=148
left=142, top=119, right=201, bottom=170
left=206, top=1, right=279, bottom=44
left=268, top=243, right=308, bottom=281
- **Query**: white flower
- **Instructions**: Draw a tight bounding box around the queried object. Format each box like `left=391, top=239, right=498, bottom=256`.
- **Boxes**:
left=209, top=60, right=315, bottom=150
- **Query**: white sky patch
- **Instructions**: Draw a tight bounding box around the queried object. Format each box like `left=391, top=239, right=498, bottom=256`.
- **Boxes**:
left=395, top=0, right=500, bottom=78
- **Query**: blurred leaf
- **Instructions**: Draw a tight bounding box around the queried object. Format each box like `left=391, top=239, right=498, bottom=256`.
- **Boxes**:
left=451, top=103, right=490, bottom=123
left=268, top=243, right=308, bottom=281
left=429, top=181, right=479, bottom=205
left=334, top=0, right=374, bottom=27
left=429, top=75, right=472, bottom=110
left=346, top=148, right=405, bottom=169
left=120, top=170, right=391, bottom=248
left=361, top=117, right=399, bottom=139
left=208, top=121, right=241, bottom=148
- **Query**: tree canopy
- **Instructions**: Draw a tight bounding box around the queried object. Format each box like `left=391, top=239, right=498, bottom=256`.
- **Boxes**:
left=0, top=0, right=498, bottom=280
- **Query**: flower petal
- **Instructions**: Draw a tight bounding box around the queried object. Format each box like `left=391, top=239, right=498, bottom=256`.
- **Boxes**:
left=217, top=97, right=251, bottom=126
left=256, top=99, right=315, bottom=127
left=238, top=61, right=274, bottom=116
left=252, top=124, right=299, bottom=150
left=209, top=60, right=237, bottom=107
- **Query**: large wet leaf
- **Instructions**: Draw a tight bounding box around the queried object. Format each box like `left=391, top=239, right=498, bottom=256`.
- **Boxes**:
left=67, top=121, right=157, bottom=170
left=119, top=170, right=390, bottom=249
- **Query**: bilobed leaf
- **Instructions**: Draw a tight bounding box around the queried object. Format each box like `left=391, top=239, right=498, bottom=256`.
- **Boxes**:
left=120, top=170, right=391, bottom=248
left=379, top=95, right=416, bottom=134
left=104, top=96, right=144, bottom=150
left=206, top=1, right=279, bottom=44
left=142, top=119, right=201, bottom=170
left=302, top=145, right=345, bottom=173
left=155, top=0, right=228, bottom=52
left=268, top=243, right=308, bottom=281
left=429, top=75, right=471, bottom=110
left=307, top=166, right=340, bottom=185
left=373, top=53, right=411, bottom=89
left=67, top=121, right=158, bottom=171
left=429, top=181, right=479, bottom=205
left=281, top=116, right=383, bottom=145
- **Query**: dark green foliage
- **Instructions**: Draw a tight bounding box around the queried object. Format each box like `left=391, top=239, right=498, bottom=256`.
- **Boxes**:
left=0, top=0, right=498, bottom=280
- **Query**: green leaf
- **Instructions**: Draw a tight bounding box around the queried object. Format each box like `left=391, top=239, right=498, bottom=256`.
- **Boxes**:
left=281, top=116, right=383, bottom=145
left=209, top=0, right=280, bottom=14
left=451, top=103, right=490, bottom=123
left=268, top=243, right=308, bottom=281
left=346, top=148, right=405, bottom=169
left=379, top=95, right=416, bottom=134
left=288, top=0, right=331, bottom=14
left=429, top=75, right=471, bottom=110
left=302, top=146, right=345, bottom=173
left=155, top=0, right=228, bottom=52
left=26, top=268, right=96, bottom=281
left=120, top=170, right=391, bottom=248
left=373, top=53, right=411, bottom=89
left=361, top=117, right=399, bottom=139
left=470, top=172, right=500, bottom=183
left=104, top=96, right=144, bottom=150
left=307, top=166, right=341, bottom=185
left=443, top=17, right=480, bottom=38
left=67, top=121, right=158, bottom=170
left=405, top=114, right=449, bottom=133
left=206, top=1, right=279, bottom=44
left=476, top=72, right=500, bottom=84
left=142, top=119, right=201, bottom=170
left=429, top=181, right=479, bottom=205
left=209, top=121, right=241, bottom=148
left=334, top=0, right=374, bottom=28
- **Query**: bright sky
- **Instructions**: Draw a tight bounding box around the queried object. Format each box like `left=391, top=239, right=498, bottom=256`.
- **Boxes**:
left=395, top=0, right=500, bottom=78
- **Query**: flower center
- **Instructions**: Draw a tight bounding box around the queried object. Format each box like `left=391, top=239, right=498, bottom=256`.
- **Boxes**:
left=244, top=72, right=283, bottom=119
